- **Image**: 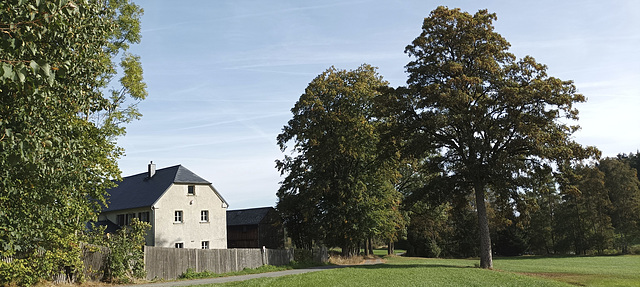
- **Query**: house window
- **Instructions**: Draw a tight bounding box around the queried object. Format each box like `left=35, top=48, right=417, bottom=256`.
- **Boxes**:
left=138, top=212, right=150, bottom=223
left=201, top=210, right=209, bottom=222
left=125, top=213, right=135, bottom=225
left=174, top=210, right=183, bottom=223
left=117, top=213, right=136, bottom=226
left=175, top=243, right=184, bottom=248
left=187, top=185, right=195, bottom=195
left=117, top=214, right=125, bottom=226
left=201, top=241, right=209, bottom=249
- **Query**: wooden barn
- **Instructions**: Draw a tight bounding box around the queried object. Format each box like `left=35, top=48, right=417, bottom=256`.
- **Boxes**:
left=226, top=207, right=285, bottom=249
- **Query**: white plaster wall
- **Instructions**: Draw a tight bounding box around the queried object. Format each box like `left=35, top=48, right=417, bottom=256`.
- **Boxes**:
left=152, top=184, right=227, bottom=249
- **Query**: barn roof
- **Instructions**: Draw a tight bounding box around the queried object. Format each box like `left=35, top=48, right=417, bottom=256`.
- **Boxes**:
left=226, top=207, right=275, bottom=226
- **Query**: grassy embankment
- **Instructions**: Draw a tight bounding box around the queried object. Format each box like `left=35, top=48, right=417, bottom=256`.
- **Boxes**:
left=189, top=254, right=640, bottom=287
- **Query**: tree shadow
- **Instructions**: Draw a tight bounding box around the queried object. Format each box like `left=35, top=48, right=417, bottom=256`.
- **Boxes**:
left=348, top=263, right=474, bottom=270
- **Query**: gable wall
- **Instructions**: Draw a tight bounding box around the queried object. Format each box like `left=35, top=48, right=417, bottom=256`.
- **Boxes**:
left=153, top=184, right=227, bottom=249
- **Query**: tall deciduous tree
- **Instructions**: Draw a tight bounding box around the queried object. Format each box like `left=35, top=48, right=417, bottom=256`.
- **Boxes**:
left=0, top=0, right=145, bottom=283
left=556, top=164, right=614, bottom=254
left=400, top=7, right=596, bottom=268
left=276, top=65, right=402, bottom=256
left=598, top=158, right=640, bottom=253
left=526, top=168, right=561, bottom=254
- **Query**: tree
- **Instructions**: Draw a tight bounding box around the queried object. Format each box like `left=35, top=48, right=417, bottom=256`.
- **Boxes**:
left=598, top=158, right=640, bottom=253
left=276, top=65, right=402, bottom=256
left=526, top=168, right=561, bottom=254
left=556, top=164, right=614, bottom=254
left=618, top=152, right=640, bottom=181
left=400, top=7, right=596, bottom=268
left=0, top=0, right=145, bottom=283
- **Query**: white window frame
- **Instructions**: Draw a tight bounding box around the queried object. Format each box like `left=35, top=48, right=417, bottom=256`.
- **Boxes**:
left=200, top=210, right=209, bottom=222
left=187, top=185, right=195, bottom=195
left=174, top=210, right=183, bottom=223
left=175, top=242, right=184, bottom=248
left=201, top=241, right=209, bottom=249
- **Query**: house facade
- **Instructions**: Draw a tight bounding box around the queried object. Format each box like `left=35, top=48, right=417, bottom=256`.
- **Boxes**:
left=98, top=162, right=228, bottom=249
left=226, top=207, right=284, bottom=249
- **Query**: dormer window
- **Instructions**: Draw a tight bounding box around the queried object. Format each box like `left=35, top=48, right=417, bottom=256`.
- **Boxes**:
left=188, top=185, right=195, bottom=195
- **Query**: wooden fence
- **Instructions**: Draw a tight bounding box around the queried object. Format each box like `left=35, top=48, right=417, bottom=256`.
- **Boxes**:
left=143, top=247, right=294, bottom=280
left=3, top=246, right=322, bottom=282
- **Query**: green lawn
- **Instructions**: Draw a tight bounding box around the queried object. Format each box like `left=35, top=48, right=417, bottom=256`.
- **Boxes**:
left=190, top=255, right=640, bottom=287
left=372, top=248, right=406, bottom=256
left=494, top=255, right=640, bottom=286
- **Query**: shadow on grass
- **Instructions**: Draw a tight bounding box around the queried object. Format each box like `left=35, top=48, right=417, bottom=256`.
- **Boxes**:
left=348, top=263, right=474, bottom=270
left=494, top=254, right=627, bottom=261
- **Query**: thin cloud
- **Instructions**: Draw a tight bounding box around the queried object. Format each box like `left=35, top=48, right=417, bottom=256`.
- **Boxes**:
left=175, top=112, right=290, bottom=131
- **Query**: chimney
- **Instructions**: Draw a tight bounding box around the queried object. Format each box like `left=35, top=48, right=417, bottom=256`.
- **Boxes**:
left=148, top=161, right=156, bottom=178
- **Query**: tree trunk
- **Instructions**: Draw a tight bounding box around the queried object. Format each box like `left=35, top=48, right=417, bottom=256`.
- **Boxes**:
left=368, top=237, right=374, bottom=256
left=341, top=244, right=350, bottom=257
left=388, top=240, right=394, bottom=255
left=474, top=181, right=493, bottom=269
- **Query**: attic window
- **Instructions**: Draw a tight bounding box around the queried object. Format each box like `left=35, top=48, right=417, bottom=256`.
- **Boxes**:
left=188, top=185, right=195, bottom=195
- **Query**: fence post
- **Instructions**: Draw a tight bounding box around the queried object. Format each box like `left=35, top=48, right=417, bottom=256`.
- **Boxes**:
left=234, top=248, right=238, bottom=272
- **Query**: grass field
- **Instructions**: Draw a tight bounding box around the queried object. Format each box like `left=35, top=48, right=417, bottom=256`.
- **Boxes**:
left=190, top=255, right=640, bottom=287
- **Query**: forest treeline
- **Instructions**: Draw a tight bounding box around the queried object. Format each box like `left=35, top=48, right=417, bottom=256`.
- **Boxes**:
left=401, top=153, right=640, bottom=257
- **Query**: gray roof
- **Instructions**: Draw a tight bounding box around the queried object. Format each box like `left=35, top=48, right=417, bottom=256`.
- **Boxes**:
left=226, top=207, right=274, bottom=226
left=103, top=165, right=222, bottom=212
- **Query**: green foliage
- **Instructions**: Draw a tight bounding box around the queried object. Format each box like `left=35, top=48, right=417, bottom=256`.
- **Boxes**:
left=84, top=219, right=150, bottom=283
left=180, top=268, right=215, bottom=280
left=598, top=158, right=640, bottom=253
left=0, top=239, right=83, bottom=286
left=526, top=169, right=562, bottom=255
left=105, top=219, right=150, bottom=282
left=0, top=1, right=146, bottom=284
left=178, top=264, right=303, bottom=280
left=276, top=64, right=404, bottom=255
left=556, top=164, right=615, bottom=255
left=618, top=152, right=640, bottom=181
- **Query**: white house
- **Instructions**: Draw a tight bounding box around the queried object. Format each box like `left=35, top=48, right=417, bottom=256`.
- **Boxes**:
left=98, top=162, right=228, bottom=249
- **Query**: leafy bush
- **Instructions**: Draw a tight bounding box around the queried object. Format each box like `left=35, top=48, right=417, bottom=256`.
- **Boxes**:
left=84, top=219, right=150, bottom=283
left=0, top=239, right=84, bottom=286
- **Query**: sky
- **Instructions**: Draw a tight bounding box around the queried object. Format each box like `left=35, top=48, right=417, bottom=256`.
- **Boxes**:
left=117, top=0, right=640, bottom=210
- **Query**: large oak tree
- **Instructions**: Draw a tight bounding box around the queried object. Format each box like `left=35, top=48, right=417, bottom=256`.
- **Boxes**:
left=400, top=7, right=596, bottom=268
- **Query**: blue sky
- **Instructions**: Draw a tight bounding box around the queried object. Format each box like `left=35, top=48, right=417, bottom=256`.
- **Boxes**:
left=118, top=0, right=640, bottom=210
